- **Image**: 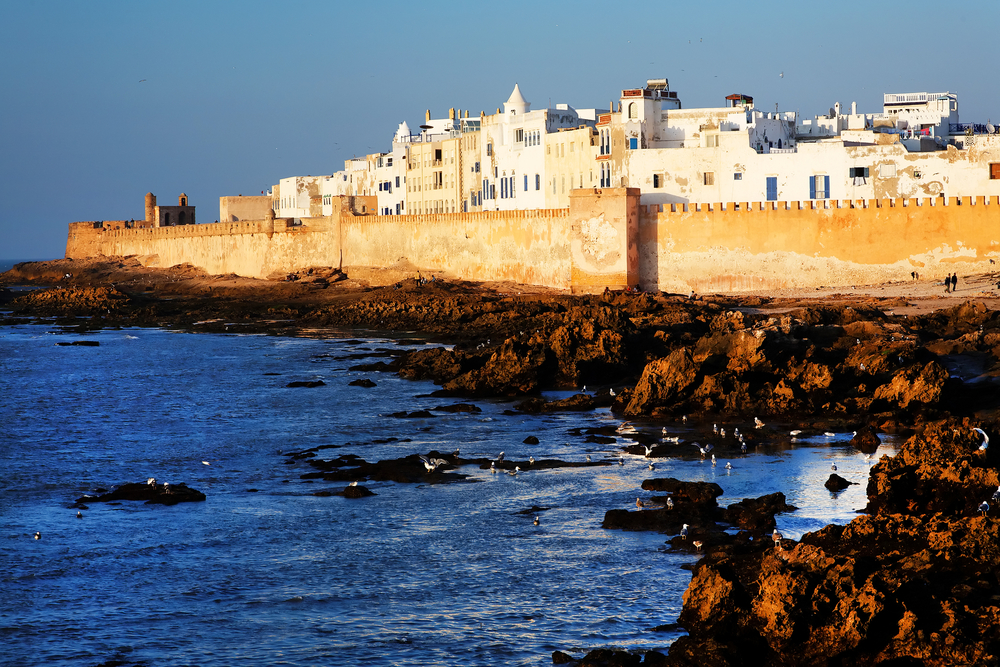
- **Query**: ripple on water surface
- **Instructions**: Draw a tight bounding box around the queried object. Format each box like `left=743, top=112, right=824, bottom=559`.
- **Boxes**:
left=0, top=325, right=896, bottom=665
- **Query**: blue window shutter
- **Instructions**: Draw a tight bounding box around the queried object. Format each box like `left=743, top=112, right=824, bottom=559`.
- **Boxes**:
left=766, top=177, right=777, bottom=201
left=629, top=137, right=638, bottom=150
left=824, top=175, right=830, bottom=199
left=524, top=175, right=528, bottom=191
left=809, top=177, right=816, bottom=199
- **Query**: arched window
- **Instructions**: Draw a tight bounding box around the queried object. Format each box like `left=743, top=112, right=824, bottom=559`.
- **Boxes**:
left=628, top=102, right=638, bottom=119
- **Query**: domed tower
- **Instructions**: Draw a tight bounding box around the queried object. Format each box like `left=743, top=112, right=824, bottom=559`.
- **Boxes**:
left=145, top=192, right=156, bottom=224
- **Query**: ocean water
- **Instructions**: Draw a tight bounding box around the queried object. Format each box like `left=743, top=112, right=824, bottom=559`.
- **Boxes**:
left=0, top=324, right=898, bottom=666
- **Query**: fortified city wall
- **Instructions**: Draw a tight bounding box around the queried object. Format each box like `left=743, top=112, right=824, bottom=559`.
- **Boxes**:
left=67, top=189, right=1000, bottom=293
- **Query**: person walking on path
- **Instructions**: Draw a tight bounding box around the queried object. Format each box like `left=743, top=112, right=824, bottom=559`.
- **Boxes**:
left=945, top=273, right=952, bottom=293
left=952, top=273, right=958, bottom=292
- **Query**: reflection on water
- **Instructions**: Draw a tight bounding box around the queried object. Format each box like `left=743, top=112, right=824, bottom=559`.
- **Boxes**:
left=0, top=325, right=897, bottom=666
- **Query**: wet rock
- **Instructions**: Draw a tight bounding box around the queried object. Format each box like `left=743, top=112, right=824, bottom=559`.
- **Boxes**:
left=340, top=484, right=376, bottom=498
left=287, top=380, right=325, bottom=388
left=77, top=482, right=205, bottom=506
left=663, top=419, right=1000, bottom=667
left=523, top=435, right=540, bottom=444
left=431, top=403, right=482, bottom=413
left=824, top=473, right=856, bottom=491
left=722, top=492, right=797, bottom=535
left=516, top=394, right=595, bottom=413
left=849, top=424, right=882, bottom=453
left=56, top=340, right=100, bottom=346
left=348, top=378, right=377, bottom=387
left=552, top=651, right=575, bottom=664
left=625, top=348, right=699, bottom=416
left=388, top=410, right=435, bottom=419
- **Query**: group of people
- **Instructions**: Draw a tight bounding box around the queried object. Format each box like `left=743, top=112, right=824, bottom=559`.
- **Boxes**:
left=944, top=273, right=959, bottom=293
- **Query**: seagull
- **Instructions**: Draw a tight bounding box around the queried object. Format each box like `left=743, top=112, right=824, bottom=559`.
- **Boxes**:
left=490, top=462, right=497, bottom=474
left=662, top=427, right=668, bottom=436
left=508, top=466, right=521, bottom=476
left=992, top=486, right=1000, bottom=502
left=609, top=388, right=616, bottom=397
left=725, top=462, right=733, bottom=470
left=529, top=456, right=535, bottom=465
left=824, top=432, right=836, bottom=437
left=419, top=455, right=440, bottom=472
left=666, top=497, right=674, bottom=509
left=693, top=442, right=714, bottom=457
left=147, top=477, right=156, bottom=486
left=979, top=501, right=990, bottom=516
left=974, top=428, right=990, bottom=451
left=661, top=435, right=680, bottom=444
left=452, top=449, right=460, bottom=457
left=773, top=528, right=783, bottom=547
left=202, top=461, right=211, bottom=465
left=34, top=532, right=41, bottom=540
left=680, top=524, right=689, bottom=539
left=582, top=385, right=587, bottom=393
left=618, top=457, right=625, bottom=466
left=831, top=463, right=838, bottom=471
left=636, top=497, right=645, bottom=508
left=682, top=415, right=688, bottom=424
left=586, top=454, right=592, bottom=462
left=76, top=511, right=83, bottom=519
left=349, top=481, right=358, bottom=487
left=644, top=445, right=655, bottom=457
left=789, top=429, right=802, bottom=436
left=713, top=423, right=718, bottom=434
left=711, top=455, right=717, bottom=467
left=617, top=422, right=637, bottom=434
left=533, top=516, right=540, bottom=526
left=649, top=462, right=655, bottom=470
left=754, top=417, right=765, bottom=429
left=720, top=428, right=726, bottom=438
left=693, top=540, right=704, bottom=551
left=741, top=441, right=748, bottom=454
left=495, top=451, right=505, bottom=463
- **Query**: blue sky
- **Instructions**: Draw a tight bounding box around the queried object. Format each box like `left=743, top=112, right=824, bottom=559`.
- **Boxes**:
left=2, top=0, right=997, bottom=260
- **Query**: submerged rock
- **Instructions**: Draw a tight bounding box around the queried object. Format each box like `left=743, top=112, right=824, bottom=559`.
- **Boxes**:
left=77, top=482, right=205, bottom=506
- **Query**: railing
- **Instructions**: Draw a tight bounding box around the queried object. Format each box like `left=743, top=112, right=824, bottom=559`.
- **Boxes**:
left=950, top=123, right=995, bottom=135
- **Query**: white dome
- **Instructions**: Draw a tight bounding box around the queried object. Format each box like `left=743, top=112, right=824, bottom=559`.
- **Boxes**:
left=503, top=84, right=530, bottom=115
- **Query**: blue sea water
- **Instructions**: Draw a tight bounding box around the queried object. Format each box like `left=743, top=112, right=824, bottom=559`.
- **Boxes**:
left=0, top=323, right=898, bottom=666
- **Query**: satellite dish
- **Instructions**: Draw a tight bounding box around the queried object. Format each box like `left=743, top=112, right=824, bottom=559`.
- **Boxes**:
left=988, top=123, right=996, bottom=134
left=419, top=124, right=432, bottom=130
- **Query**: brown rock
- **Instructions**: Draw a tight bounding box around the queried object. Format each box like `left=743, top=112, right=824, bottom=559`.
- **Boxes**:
left=873, top=360, right=949, bottom=409
left=625, top=348, right=699, bottom=415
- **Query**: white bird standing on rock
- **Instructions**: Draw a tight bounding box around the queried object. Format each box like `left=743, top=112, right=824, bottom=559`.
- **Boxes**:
left=790, top=429, right=802, bottom=436
left=681, top=524, right=689, bottom=539
left=529, top=456, right=535, bottom=465
left=636, top=497, right=645, bottom=508
left=992, top=486, right=1000, bottom=502
left=773, top=528, right=783, bottom=547
left=979, top=501, right=990, bottom=516
left=755, top=417, right=765, bottom=429
left=974, top=428, right=990, bottom=451
left=496, top=451, right=505, bottom=462
left=147, top=477, right=156, bottom=486
left=666, top=497, right=674, bottom=509
left=609, top=388, right=616, bottom=397
left=649, top=461, right=655, bottom=470
left=711, top=454, right=717, bottom=467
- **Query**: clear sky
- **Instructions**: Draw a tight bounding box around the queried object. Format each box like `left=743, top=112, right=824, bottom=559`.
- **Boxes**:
left=2, top=0, right=997, bottom=260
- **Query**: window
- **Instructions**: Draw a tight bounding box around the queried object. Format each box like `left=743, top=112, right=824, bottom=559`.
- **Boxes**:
left=487, top=143, right=492, bottom=156
left=880, top=164, right=896, bottom=178
left=524, top=175, right=528, bottom=191
left=475, top=161, right=480, bottom=173
left=435, top=149, right=442, bottom=162
left=628, top=102, right=638, bottom=119
left=991, top=163, right=1000, bottom=180
left=515, top=129, right=524, bottom=143
left=653, top=174, right=661, bottom=188
left=629, top=137, right=638, bottom=150
left=703, top=172, right=715, bottom=186
left=766, top=176, right=777, bottom=201
left=387, top=158, right=393, bottom=167
left=734, top=173, right=743, bottom=181
left=535, top=174, right=540, bottom=190
left=396, top=176, right=400, bottom=187
left=706, top=135, right=719, bottom=148
left=849, top=167, right=869, bottom=186
left=809, top=175, right=830, bottom=199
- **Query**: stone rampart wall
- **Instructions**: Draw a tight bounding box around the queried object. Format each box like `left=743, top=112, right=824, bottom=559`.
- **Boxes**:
left=639, top=196, right=1000, bottom=293
left=67, top=191, right=1000, bottom=293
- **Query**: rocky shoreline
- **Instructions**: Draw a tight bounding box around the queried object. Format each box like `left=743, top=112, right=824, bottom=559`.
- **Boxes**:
left=5, top=258, right=1000, bottom=665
